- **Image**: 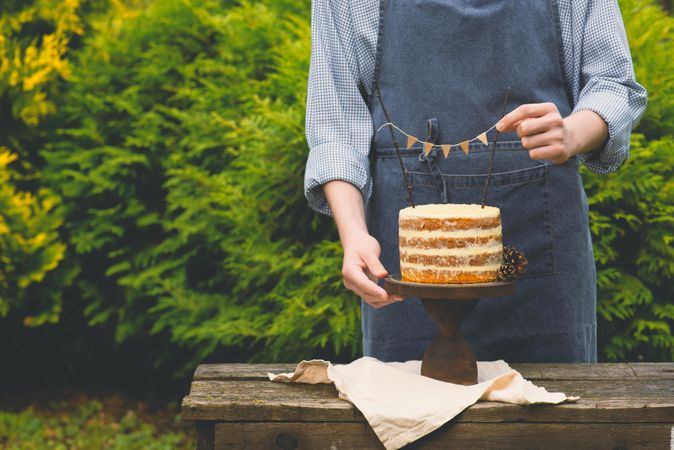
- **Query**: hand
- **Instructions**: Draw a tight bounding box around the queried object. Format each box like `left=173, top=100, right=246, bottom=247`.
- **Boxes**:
left=341, top=230, right=404, bottom=309
left=496, top=102, right=579, bottom=164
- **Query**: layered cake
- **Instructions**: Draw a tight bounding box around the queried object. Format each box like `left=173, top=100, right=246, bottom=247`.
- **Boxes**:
left=399, top=203, right=503, bottom=284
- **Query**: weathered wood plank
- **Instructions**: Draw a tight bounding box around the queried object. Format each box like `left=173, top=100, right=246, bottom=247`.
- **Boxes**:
left=214, top=422, right=381, bottom=450
left=195, top=364, right=298, bottom=381
left=512, top=363, right=637, bottom=380
left=629, top=362, right=674, bottom=379
left=213, top=422, right=673, bottom=450
left=182, top=378, right=674, bottom=423
left=188, top=379, right=673, bottom=403
left=193, top=363, right=674, bottom=382
left=184, top=394, right=674, bottom=424
left=196, top=422, right=215, bottom=450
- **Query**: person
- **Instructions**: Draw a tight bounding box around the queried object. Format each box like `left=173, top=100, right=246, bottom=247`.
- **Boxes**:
left=303, top=0, right=647, bottom=363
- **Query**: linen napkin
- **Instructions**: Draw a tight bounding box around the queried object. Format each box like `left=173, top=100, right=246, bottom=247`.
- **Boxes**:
left=268, top=356, right=578, bottom=450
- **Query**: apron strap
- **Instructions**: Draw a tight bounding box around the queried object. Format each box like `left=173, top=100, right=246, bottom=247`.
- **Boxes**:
left=426, top=118, right=439, bottom=144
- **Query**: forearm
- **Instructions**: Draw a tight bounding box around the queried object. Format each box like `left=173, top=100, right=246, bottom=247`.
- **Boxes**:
left=564, top=110, right=609, bottom=158
left=323, top=180, right=369, bottom=244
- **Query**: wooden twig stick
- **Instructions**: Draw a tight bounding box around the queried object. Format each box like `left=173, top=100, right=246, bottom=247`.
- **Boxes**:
left=375, top=80, right=415, bottom=208
left=482, top=87, right=511, bottom=208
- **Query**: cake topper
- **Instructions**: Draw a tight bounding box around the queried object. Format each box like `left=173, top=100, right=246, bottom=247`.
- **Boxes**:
left=375, top=80, right=416, bottom=208
left=482, top=87, right=512, bottom=208
left=373, top=84, right=514, bottom=209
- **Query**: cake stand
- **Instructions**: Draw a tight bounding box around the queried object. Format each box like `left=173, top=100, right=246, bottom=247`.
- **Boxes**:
left=384, top=274, right=516, bottom=385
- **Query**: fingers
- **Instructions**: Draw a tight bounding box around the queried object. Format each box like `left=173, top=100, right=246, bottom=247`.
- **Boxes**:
left=521, top=128, right=563, bottom=150
left=343, top=265, right=403, bottom=308
left=516, top=113, right=564, bottom=138
left=343, top=266, right=389, bottom=302
left=361, top=251, right=388, bottom=279
left=497, top=102, right=558, bottom=132
left=527, top=145, right=567, bottom=164
left=365, top=297, right=402, bottom=308
left=341, top=235, right=403, bottom=308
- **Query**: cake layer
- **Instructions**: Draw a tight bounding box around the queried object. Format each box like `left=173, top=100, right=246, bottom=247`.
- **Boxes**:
left=400, top=251, right=502, bottom=266
left=399, top=204, right=501, bottom=232
left=399, top=234, right=501, bottom=249
left=400, top=266, right=499, bottom=284
left=399, top=203, right=500, bottom=219
left=398, top=225, right=502, bottom=239
left=400, top=244, right=501, bottom=256
left=399, top=216, right=500, bottom=232
left=399, top=234, right=501, bottom=250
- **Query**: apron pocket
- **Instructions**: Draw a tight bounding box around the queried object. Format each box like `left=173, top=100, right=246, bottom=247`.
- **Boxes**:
left=440, top=164, right=555, bottom=279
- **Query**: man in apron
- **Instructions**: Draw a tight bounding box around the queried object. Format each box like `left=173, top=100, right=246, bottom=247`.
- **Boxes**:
left=307, top=0, right=647, bottom=363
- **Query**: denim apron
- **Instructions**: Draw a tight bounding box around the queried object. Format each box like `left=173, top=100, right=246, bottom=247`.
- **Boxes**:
left=364, top=0, right=597, bottom=363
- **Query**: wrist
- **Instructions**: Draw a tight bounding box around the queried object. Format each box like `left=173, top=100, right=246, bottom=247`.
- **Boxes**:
left=563, top=110, right=609, bottom=157
left=563, top=116, right=584, bottom=158
left=340, top=227, right=370, bottom=249
left=323, top=180, right=369, bottom=247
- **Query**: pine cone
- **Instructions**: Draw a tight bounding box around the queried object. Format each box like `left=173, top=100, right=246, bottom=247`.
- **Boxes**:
left=497, top=264, right=516, bottom=281
left=514, top=255, right=528, bottom=276
left=498, top=246, right=528, bottom=281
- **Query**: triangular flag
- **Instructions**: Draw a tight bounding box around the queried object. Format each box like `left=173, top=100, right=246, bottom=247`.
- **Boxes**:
left=423, top=142, right=434, bottom=156
left=441, top=144, right=451, bottom=158
left=477, top=132, right=489, bottom=146
left=407, top=135, right=418, bottom=149
left=460, top=141, right=470, bottom=155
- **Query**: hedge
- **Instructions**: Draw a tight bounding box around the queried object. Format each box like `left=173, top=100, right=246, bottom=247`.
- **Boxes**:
left=0, top=0, right=671, bottom=376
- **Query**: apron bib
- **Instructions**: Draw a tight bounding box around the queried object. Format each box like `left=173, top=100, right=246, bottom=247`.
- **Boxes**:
left=364, top=0, right=597, bottom=362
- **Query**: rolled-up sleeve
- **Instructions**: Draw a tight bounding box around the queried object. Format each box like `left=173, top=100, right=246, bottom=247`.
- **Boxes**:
left=571, top=0, right=647, bottom=174
left=304, top=0, right=375, bottom=216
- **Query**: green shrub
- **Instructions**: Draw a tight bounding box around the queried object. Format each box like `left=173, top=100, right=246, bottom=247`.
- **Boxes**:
left=0, top=399, right=188, bottom=449
left=581, top=0, right=674, bottom=361
left=584, top=134, right=674, bottom=361
left=619, top=0, right=674, bottom=139
left=0, top=0, right=85, bottom=325
left=41, top=0, right=357, bottom=365
left=0, top=149, right=67, bottom=325
left=0, top=0, right=83, bottom=127
left=1, top=0, right=671, bottom=373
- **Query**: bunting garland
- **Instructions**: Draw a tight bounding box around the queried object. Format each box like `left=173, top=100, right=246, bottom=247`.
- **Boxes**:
left=374, top=82, right=512, bottom=210
left=423, top=142, right=434, bottom=156
left=460, top=140, right=470, bottom=155
left=377, top=121, right=498, bottom=158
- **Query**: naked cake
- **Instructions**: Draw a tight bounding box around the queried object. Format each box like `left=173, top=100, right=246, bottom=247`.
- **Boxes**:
left=399, top=203, right=503, bottom=284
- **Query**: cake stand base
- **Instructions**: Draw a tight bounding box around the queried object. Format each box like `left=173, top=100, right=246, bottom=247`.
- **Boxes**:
left=384, top=274, right=516, bottom=385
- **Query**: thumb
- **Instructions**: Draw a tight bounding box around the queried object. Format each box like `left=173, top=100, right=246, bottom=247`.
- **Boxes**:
left=362, top=251, right=388, bottom=279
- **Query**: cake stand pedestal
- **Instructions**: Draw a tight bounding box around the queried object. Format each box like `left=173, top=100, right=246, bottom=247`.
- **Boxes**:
left=384, top=274, right=516, bottom=385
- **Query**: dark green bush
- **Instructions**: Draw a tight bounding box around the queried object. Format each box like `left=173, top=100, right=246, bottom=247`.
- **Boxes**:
left=0, top=0, right=671, bottom=374
left=582, top=0, right=674, bottom=361
left=0, top=398, right=188, bottom=449
left=41, top=0, right=356, bottom=366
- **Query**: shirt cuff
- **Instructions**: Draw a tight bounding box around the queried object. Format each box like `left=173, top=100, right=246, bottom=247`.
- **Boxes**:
left=572, top=90, right=631, bottom=174
left=304, top=142, right=372, bottom=217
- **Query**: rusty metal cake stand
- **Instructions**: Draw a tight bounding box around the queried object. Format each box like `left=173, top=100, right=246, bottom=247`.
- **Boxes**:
left=384, top=274, right=516, bottom=386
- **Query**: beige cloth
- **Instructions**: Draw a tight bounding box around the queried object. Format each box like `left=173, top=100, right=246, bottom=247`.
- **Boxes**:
left=268, top=356, right=578, bottom=450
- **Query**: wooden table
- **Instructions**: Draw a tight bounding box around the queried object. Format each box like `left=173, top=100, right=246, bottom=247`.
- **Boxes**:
left=181, top=363, right=674, bottom=449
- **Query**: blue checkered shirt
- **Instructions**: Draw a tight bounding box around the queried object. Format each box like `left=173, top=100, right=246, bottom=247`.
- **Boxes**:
left=304, top=0, right=648, bottom=216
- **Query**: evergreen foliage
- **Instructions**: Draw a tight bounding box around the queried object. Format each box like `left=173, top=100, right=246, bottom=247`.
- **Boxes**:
left=582, top=0, right=674, bottom=361
left=41, top=0, right=356, bottom=365
left=0, top=0, right=671, bottom=373
left=0, top=0, right=86, bottom=327
left=0, top=149, right=66, bottom=325
left=0, top=0, right=83, bottom=127
left=0, top=398, right=188, bottom=449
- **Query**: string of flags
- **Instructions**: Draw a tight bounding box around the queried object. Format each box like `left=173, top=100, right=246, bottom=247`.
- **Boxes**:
left=376, top=122, right=499, bottom=158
